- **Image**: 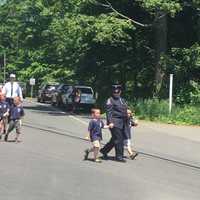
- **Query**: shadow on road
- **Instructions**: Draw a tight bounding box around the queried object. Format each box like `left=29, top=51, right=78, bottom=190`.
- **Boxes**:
left=24, top=104, right=92, bottom=118
left=23, top=105, right=68, bottom=116
left=24, top=121, right=200, bottom=170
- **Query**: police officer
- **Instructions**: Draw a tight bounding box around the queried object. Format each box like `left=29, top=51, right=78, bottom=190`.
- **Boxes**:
left=100, top=85, right=128, bottom=163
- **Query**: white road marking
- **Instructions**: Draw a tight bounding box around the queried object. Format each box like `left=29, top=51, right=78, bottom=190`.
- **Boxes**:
left=25, top=99, right=89, bottom=126
left=69, top=115, right=88, bottom=125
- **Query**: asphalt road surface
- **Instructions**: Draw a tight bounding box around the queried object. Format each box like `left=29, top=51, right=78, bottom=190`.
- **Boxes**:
left=0, top=100, right=200, bottom=200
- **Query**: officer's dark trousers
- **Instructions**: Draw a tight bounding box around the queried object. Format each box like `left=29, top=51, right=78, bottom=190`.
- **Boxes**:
left=101, top=127, right=124, bottom=159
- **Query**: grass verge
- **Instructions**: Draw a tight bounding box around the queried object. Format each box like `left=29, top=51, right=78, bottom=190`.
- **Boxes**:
left=129, top=99, right=200, bottom=126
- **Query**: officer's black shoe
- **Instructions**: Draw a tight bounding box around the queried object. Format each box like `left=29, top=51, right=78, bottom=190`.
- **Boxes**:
left=4, top=134, right=8, bottom=142
left=100, top=149, right=108, bottom=160
left=115, top=158, right=126, bottom=163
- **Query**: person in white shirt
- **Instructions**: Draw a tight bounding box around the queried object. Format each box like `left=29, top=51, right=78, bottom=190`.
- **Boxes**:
left=2, top=74, right=23, bottom=106
left=0, top=85, right=3, bottom=93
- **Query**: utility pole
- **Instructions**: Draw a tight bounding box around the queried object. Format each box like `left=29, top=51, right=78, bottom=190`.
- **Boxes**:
left=169, top=74, right=173, bottom=114
left=3, top=52, right=6, bottom=84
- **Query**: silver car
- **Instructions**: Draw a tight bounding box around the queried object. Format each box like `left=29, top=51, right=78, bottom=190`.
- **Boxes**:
left=62, top=85, right=96, bottom=109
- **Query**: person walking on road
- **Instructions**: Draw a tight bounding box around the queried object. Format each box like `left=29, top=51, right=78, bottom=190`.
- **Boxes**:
left=100, top=85, right=128, bottom=163
left=69, top=87, right=81, bottom=113
left=124, top=109, right=138, bottom=160
left=2, top=74, right=23, bottom=107
left=84, top=108, right=111, bottom=163
left=4, top=97, right=25, bottom=142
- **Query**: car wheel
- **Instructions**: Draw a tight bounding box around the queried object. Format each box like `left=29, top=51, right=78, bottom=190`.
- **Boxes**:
left=65, top=100, right=70, bottom=111
left=60, top=98, right=64, bottom=108
left=41, top=96, right=45, bottom=103
left=56, top=97, right=60, bottom=107
left=84, top=105, right=93, bottom=112
left=51, top=98, right=55, bottom=106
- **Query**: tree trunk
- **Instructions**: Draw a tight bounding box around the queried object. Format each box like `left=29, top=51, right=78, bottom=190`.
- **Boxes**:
left=153, top=12, right=167, bottom=97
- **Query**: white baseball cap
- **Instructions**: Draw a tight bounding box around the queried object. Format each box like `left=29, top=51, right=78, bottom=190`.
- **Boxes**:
left=10, top=74, right=16, bottom=78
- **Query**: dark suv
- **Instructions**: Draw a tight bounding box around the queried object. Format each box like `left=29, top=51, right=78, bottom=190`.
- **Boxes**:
left=37, top=83, right=59, bottom=103
left=18, top=82, right=27, bottom=99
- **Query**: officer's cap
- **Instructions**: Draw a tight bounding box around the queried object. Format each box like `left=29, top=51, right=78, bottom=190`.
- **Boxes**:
left=10, top=74, right=16, bottom=78
left=112, top=84, right=122, bottom=93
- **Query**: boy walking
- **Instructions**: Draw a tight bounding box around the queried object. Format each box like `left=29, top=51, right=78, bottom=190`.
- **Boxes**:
left=4, top=97, right=24, bottom=142
left=84, top=109, right=112, bottom=163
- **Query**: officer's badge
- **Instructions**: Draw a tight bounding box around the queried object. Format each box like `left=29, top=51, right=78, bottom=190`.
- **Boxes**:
left=18, top=108, right=21, bottom=112
left=106, top=98, right=112, bottom=105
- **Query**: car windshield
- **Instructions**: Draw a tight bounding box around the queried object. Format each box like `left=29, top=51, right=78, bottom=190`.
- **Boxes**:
left=46, top=85, right=57, bottom=90
left=77, top=87, right=93, bottom=94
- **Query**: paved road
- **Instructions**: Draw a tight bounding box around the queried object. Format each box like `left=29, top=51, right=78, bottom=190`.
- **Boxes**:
left=0, top=100, right=200, bottom=200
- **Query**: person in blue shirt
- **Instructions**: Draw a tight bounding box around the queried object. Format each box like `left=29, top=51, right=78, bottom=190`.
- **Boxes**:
left=0, top=93, right=10, bottom=140
left=84, top=108, right=111, bottom=163
left=4, top=97, right=24, bottom=142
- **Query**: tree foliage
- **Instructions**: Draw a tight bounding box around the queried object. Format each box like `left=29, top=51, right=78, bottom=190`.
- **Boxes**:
left=0, top=0, right=199, bottom=104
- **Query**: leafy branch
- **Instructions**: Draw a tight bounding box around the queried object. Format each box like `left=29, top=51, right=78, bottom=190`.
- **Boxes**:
left=95, top=0, right=152, bottom=27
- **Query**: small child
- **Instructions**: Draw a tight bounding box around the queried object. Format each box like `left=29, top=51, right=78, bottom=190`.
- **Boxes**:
left=4, top=97, right=25, bottom=142
left=0, top=93, right=10, bottom=140
left=124, top=109, right=138, bottom=160
left=84, top=108, right=110, bottom=163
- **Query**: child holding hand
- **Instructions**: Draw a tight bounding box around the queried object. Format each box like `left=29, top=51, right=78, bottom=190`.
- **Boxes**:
left=84, top=108, right=112, bottom=163
left=124, top=109, right=138, bottom=160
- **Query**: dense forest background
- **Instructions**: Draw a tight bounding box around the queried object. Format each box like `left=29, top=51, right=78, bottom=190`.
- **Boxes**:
left=0, top=0, right=200, bottom=105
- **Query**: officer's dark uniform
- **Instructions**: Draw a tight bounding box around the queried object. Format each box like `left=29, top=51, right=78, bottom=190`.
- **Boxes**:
left=100, top=85, right=128, bottom=162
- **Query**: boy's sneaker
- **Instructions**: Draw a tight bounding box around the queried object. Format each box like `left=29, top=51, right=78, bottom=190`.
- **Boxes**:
left=94, top=158, right=102, bottom=163
left=84, top=149, right=90, bottom=160
left=130, top=152, right=138, bottom=160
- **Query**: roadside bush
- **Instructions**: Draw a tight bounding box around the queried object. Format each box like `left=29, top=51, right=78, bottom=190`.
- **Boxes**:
left=168, top=105, right=200, bottom=125
left=129, top=99, right=200, bottom=125
left=176, top=81, right=200, bottom=105
left=130, top=99, right=169, bottom=120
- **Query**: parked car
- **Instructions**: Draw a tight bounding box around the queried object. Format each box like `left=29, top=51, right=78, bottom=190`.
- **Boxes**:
left=62, top=85, right=96, bottom=110
left=37, top=83, right=59, bottom=103
left=51, top=84, right=70, bottom=106
left=18, top=82, right=27, bottom=99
